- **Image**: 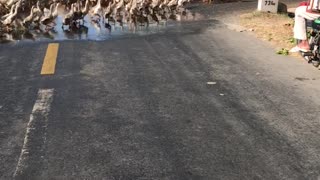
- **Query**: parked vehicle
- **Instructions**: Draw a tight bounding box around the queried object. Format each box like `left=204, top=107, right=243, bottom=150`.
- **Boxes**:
left=301, top=18, right=320, bottom=69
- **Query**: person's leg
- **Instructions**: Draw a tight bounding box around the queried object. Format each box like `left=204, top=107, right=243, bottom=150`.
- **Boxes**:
left=294, top=6, right=308, bottom=41
left=294, top=6, right=320, bottom=51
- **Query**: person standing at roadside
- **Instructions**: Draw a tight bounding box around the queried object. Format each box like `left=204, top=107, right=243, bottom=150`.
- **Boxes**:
left=292, top=0, right=320, bottom=52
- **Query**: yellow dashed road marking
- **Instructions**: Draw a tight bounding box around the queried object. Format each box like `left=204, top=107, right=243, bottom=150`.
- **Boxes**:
left=41, top=43, right=59, bottom=75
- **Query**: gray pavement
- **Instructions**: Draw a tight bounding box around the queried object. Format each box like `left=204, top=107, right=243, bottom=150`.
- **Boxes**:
left=1, top=3, right=320, bottom=180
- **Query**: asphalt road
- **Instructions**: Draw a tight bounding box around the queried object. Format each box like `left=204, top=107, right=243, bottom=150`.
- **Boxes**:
left=1, top=10, right=320, bottom=179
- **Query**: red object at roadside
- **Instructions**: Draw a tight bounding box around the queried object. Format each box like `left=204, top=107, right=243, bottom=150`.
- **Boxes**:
left=299, top=1, right=309, bottom=6
left=306, top=0, right=320, bottom=14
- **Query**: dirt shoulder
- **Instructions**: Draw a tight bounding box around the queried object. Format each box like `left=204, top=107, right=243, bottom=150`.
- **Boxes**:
left=189, top=1, right=302, bottom=56
left=200, top=0, right=304, bottom=56
left=240, top=12, right=295, bottom=54
left=239, top=1, right=301, bottom=54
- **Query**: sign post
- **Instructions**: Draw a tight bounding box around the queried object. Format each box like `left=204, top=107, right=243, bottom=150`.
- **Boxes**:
left=258, top=0, right=279, bottom=13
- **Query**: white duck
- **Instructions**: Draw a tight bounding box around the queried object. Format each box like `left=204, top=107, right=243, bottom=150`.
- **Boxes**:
left=167, top=0, right=178, bottom=8
left=177, top=0, right=189, bottom=7
left=52, top=3, right=61, bottom=19
left=40, top=3, right=55, bottom=28
left=1, top=4, right=15, bottom=21
left=160, top=0, right=169, bottom=8
left=32, top=1, right=43, bottom=23
left=91, top=0, right=102, bottom=16
left=115, top=0, right=124, bottom=12
left=6, top=0, right=19, bottom=7
left=81, top=0, right=90, bottom=16
left=62, top=3, right=75, bottom=29
left=129, top=0, right=137, bottom=14
left=151, top=0, right=160, bottom=9
left=23, top=5, right=35, bottom=27
left=2, top=0, right=20, bottom=26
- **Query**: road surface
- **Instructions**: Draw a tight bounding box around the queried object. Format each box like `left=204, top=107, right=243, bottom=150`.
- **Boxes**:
left=1, top=7, right=320, bottom=180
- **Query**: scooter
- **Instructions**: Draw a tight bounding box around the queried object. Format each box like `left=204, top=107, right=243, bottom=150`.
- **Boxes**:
left=301, top=18, right=320, bottom=69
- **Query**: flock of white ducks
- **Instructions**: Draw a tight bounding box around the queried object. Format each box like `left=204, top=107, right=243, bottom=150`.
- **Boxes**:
left=0, top=0, right=191, bottom=36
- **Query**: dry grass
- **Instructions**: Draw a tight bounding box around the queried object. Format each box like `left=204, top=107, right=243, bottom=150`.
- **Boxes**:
left=240, top=11, right=296, bottom=53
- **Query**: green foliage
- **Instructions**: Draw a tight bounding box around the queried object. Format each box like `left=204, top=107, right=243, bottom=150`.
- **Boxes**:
left=276, top=48, right=289, bottom=55
left=307, top=30, right=312, bottom=39
left=288, top=37, right=296, bottom=44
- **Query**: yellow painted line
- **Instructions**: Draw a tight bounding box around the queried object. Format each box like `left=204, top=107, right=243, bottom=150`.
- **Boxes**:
left=41, top=43, right=59, bottom=75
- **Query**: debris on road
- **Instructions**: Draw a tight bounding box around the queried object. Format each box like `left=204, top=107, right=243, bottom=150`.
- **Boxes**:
left=276, top=48, right=289, bottom=56
left=207, top=81, right=217, bottom=85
